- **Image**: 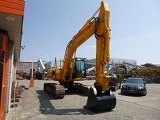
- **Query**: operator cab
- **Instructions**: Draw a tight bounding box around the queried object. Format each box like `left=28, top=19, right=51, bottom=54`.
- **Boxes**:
left=72, top=58, right=86, bottom=78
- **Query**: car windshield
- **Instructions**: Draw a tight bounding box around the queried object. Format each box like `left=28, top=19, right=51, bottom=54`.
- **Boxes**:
left=125, top=78, right=143, bottom=84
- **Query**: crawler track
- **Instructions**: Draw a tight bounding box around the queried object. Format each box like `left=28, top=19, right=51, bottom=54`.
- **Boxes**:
left=44, top=83, right=65, bottom=99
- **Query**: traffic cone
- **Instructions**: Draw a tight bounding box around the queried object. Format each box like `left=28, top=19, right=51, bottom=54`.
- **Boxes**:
left=29, top=77, right=34, bottom=87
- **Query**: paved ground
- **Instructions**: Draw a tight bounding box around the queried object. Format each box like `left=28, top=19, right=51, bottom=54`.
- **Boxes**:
left=6, top=79, right=160, bottom=120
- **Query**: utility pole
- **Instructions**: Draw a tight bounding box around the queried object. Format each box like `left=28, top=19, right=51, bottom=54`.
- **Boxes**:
left=30, top=39, right=35, bottom=87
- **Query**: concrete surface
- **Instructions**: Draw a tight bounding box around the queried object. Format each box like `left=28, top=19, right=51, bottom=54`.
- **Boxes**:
left=6, top=80, right=160, bottom=120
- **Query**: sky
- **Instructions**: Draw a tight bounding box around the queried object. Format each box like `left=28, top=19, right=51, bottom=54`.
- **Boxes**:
left=21, top=0, right=160, bottom=65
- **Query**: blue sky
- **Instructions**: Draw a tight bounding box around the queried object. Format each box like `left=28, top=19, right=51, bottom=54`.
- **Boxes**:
left=21, top=0, right=160, bottom=65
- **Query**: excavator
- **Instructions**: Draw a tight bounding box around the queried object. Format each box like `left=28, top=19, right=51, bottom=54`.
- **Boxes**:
left=44, top=1, right=116, bottom=112
left=116, top=64, right=133, bottom=79
left=133, top=66, right=160, bottom=83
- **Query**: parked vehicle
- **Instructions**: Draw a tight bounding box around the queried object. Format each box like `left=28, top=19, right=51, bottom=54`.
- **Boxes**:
left=121, top=78, right=147, bottom=96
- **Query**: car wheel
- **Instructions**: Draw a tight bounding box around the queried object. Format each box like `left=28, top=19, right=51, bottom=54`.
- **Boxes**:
left=142, top=90, right=147, bottom=96
left=114, top=86, right=117, bottom=91
left=121, top=90, right=124, bottom=94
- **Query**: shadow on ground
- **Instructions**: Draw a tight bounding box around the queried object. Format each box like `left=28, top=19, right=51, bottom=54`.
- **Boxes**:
left=36, top=90, right=96, bottom=115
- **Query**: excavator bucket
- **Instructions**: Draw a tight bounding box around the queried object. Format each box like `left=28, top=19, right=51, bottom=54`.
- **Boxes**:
left=84, top=87, right=116, bottom=112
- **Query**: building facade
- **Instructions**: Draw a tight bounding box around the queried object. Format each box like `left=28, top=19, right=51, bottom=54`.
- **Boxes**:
left=85, top=58, right=137, bottom=68
left=0, top=0, right=25, bottom=119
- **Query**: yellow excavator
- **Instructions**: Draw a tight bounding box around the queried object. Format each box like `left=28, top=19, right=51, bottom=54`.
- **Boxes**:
left=44, top=1, right=116, bottom=112
left=133, top=66, right=160, bottom=83
left=116, top=64, right=133, bottom=79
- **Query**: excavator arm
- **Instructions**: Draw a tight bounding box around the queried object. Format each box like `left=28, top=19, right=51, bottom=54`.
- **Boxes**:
left=94, top=1, right=111, bottom=91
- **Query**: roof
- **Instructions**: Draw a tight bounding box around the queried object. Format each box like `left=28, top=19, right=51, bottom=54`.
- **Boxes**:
left=0, top=0, right=25, bottom=62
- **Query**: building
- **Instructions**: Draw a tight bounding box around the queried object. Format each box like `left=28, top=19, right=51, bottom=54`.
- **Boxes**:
left=85, top=58, right=137, bottom=69
left=0, top=0, right=25, bottom=119
left=109, top=58, right=137, bottom=65
left=17, top=61, right=37, bottom=73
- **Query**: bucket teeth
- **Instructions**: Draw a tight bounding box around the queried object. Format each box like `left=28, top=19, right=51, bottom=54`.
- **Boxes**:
left=84, top=88, right=116, bottom=112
